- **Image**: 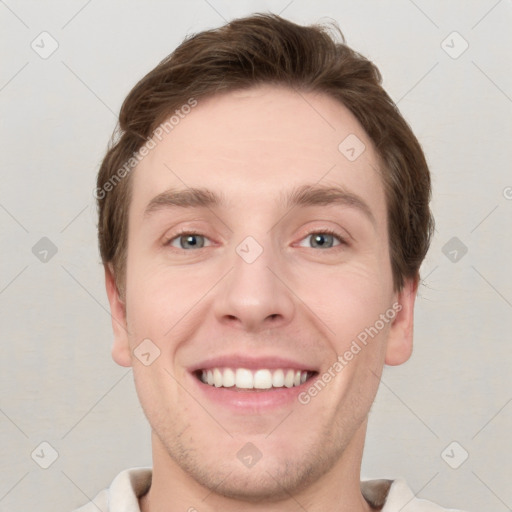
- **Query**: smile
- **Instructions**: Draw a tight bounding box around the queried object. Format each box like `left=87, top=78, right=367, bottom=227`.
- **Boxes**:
left=196, top=368, right=316, bottom=389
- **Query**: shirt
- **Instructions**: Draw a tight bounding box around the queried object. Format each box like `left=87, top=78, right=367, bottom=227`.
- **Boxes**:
left=72, top=467, right=465, bottom=511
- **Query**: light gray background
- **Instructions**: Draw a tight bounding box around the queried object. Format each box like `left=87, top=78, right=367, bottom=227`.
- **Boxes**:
left=1, top=1, right=511, bottom=511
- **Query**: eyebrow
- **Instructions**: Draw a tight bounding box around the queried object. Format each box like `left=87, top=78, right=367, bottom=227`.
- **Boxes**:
left=144, top=184, right=376, bottom=226
left=144, top=188, right=220, bottom=216
left=283, top=184, right=376, bottom=226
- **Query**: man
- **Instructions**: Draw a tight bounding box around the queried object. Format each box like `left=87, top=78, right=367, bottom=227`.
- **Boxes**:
left=76, top=13, right=464, bottom=512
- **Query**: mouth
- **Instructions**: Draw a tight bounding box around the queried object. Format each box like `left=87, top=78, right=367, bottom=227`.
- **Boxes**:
left=188, top=355, right=320, bottom=410
left=194, top=367, right=318, bottom=391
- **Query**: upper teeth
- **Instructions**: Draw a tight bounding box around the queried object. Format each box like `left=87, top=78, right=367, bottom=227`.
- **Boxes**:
left=200, top=368, right=308, bottom=389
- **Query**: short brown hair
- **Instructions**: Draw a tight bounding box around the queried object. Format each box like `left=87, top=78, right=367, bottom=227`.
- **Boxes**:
left=97, top=13, right=434, bottom=296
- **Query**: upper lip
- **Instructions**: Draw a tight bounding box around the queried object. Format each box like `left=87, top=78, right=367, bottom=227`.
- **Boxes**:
left=189, top=355, right=319, bottom=373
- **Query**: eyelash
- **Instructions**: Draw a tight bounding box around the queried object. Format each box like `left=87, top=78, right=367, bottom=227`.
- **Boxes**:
left=164, top=230, right=213, bottom=249
left=164, top=228, right=348, bottom=250
left=300, top=228, right=347, bottom=248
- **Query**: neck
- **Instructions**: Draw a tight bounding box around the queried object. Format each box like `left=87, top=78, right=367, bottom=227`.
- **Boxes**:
left=140, top=421, right=374, bottom=512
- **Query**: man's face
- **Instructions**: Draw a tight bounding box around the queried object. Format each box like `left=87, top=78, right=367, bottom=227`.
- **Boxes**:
left=107, top=85, right=416, bottom=500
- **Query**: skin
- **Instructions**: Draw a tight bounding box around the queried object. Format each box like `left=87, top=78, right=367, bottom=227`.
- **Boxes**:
left=105, top=85, right=418, bottom=512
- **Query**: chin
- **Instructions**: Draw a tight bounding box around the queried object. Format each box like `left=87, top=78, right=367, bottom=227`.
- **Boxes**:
left=187, top=461, right=315, bottom=503
left=160, top=432, right=339, bottom=503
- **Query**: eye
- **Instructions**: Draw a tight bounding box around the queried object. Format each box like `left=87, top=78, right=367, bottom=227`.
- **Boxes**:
left=167, top=233, right=211, bottom=250
left=298, top=231, right=344, bottom=249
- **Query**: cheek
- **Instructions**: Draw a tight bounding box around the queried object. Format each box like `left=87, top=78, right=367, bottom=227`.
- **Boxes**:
left=290, top=260, right=393, bottom=340
left=124, top=257, right=215, bottom=342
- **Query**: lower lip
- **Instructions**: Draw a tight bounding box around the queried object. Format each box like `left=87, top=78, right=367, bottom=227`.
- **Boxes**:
left=188, top=372, right=317, bottom=412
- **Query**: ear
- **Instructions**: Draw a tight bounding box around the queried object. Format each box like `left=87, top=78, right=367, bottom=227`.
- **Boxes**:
left=385, top=277, right=418, bottom=366
left=104, top=264, right=132, bottom=367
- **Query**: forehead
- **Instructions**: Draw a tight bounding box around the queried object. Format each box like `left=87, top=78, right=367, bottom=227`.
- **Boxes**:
left=130, top=85, right=386, bottom=225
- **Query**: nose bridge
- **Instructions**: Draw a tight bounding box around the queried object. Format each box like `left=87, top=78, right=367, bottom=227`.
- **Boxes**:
left=213, top=233, right=295, bottom=330
left=233, top=237, right=274, bottom=299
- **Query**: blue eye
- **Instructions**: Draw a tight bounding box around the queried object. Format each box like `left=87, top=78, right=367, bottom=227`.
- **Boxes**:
left=166, top=231, right=344, bottom=251
left=299, top=232, right=343, bottom=249
left=168, top=233, right=210, bottom=249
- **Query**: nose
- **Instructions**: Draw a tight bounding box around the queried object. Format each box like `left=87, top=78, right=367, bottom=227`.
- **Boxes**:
left=213, top=240, right=295, bottom=332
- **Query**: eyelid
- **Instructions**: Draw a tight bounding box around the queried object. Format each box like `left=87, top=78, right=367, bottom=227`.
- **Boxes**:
left=162, top=226, right=350, bottom=250
left=164, top=230, right=214, bottom=249
left=296, top=228, right=348, bottom=248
